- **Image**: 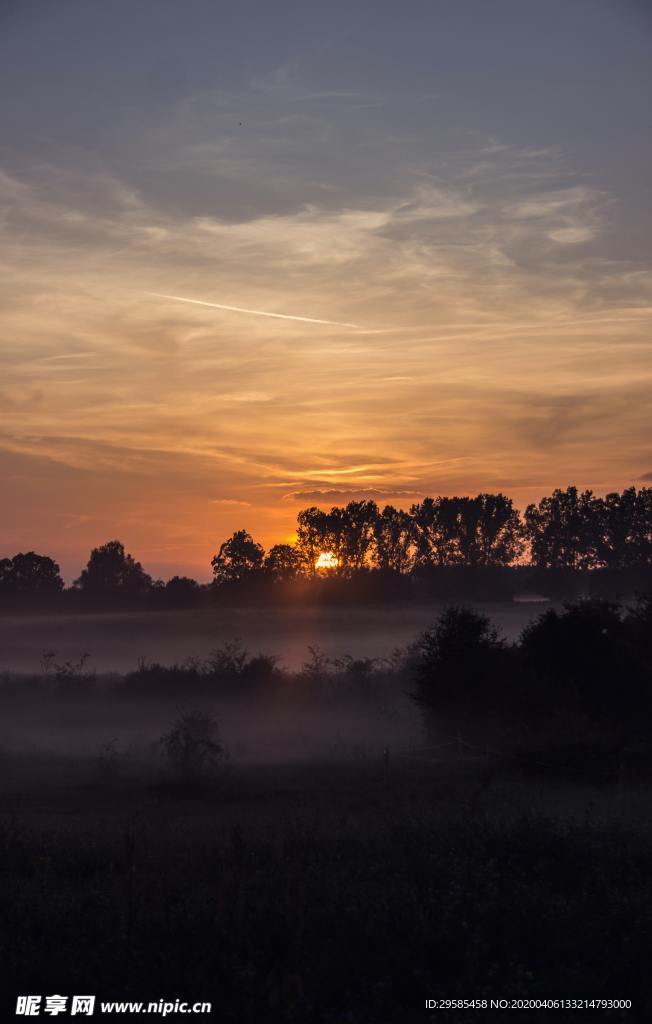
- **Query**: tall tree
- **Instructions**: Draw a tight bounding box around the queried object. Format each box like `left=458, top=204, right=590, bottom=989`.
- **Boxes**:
left=295, top=507, right=331, bottom=576
left=524, top=487, right=603, bottom=569
left=0, top=552, right=64, bottom=604
left=597, top=487, right=652, bottom=569
left=372, top=505, right=414, bottom=572
left=74, top=540, right=152, bottom=600
left=264, top=543, right=303, bottom=582
left=455, top=493, right=524, bottom=567
left=338, top=500, right=379, bottom=573
left=410, top=494, right=523, bottom=567
left=295, top=501, right=380, bottom=575
left=410, top=497, right=459, bottom=566
left=211, top=530, right=264, bottom=584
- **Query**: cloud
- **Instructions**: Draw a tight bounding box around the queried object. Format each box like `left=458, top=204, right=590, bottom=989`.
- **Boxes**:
left=1, top=123, right=650, bottom=565
left=147, top=292, right=361, bottom=328
left=283, top=488, right=424, bottom=503
left=393, top=184, right=477, bottom=222
left=0, top=168, right=31, bottom=200
left=548, top=226, right=595, bottom=244
left=209, top=498, right=252, bottom=506
left=506, top=186, right=596, bottom=220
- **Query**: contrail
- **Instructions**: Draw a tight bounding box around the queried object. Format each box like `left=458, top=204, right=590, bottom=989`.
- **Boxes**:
left=146, top=292, right=361, bottom=329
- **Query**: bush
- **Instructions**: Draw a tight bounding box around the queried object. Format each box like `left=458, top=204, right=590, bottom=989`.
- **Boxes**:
left=159, top=709, right=224, bottom=783
left=412, top=606, right=512, bottom=713
left=519, top=598, right=647, bottom=719
left=205, top=639, right=279, bottom=692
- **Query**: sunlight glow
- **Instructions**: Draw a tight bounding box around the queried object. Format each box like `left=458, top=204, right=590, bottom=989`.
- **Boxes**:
left=315, top=551, right=338, bottom=571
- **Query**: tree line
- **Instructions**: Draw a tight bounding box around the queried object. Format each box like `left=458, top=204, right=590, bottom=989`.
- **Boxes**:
left=213, top=486, right=652, bottom=582
left=2, top=485, right=652, bottom=609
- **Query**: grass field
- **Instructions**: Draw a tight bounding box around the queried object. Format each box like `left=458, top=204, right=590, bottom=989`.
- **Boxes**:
left=1, top=751, right=650, bottom=1022
left=2, top=599, right=650, bottom=1022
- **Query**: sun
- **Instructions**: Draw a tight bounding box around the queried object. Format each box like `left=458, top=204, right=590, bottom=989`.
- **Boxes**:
left=315, top=551, right=338, bottom=571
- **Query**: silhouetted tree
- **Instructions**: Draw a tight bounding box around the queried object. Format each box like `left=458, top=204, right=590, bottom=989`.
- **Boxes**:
left=338, top=500, right=379, bottom=573
left=296, top=507, right=331, bottom=575
left=410, top=497, right=458, bottom=566
left=0, top=551, right=64, bottom=605
left=322, top=506, right=347, bottom=570
left=74, top=540, right=152, bottom=603
left=456, top=493, right=524, bottom=567
left=519, top=598, right=643, bottom=716
left=296, top=501, right=380, bottom=575
left=163, top=575, right=203, bottom=607
left=596, top=487, right=652, bottom=568
left=410, top=494, right=523, bottom=567
left=412, top=606, right=508, bottom=711
left=211, top=530, right=264, bottom=584
left=372, top=505, right=414, bottom=572
left=524, top=486, right=602, bottom=569
left=160, top=709, right=223, bottom=783
left=264, top=543, right=303, bottom=582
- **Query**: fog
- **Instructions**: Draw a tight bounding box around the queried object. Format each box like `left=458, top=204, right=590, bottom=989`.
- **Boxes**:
left=0, top=603, right=551, bottom=772
left=0, top=692, right=426, bottom=775
left=0, top=602, right=546, bottom=674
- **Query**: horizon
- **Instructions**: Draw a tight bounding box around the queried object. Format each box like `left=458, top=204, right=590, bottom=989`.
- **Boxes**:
left=4, top=481, right=650, bottom=585
left=2, top=1, right=651, bottom=582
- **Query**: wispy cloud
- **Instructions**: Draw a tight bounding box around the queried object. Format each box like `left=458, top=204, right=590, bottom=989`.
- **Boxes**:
left=146, top=292, right=362, bottom=328
left=283, top=488, right=423, bottom=502
left=1, top=114, right=650, bottom=567
left=209, top=498, right=251, bottom=506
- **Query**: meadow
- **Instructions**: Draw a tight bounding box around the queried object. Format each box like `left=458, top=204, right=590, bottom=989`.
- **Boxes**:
left=0, top=754, right=649, bottom=1022
left=1, top=598, right=651, bottom=1021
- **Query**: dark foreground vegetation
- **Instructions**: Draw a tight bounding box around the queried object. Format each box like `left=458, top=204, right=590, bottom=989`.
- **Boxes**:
left=2, top=486, right=652, bottom=612
left=1, top=595, right=651, bottom=1019
left=1, top=769, right=650, bottom=1022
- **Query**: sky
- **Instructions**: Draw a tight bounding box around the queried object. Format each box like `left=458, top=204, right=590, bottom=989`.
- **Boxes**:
left=1, top=0, right=651, bottom=581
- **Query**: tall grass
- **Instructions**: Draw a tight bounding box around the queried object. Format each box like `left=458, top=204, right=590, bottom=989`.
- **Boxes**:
left=0, top=770, right=650, bottom=1021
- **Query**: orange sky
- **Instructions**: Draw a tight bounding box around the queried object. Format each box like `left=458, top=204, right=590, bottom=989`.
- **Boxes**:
left=2, top=163, right=651, bottom=581
left=1, top=4, right=651, bottom=581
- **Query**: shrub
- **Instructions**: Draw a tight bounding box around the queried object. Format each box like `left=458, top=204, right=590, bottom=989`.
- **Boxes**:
left=159, top=709, right=223, bottom=783
left=519, top=598, right=646, bottom=719
left=412, top=606, right=511, bottom=712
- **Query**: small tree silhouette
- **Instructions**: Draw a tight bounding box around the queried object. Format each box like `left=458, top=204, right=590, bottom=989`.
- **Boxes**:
left=412, top=606, right=507, bottom=712
left=160, top=709, right=223, bottom=783
left=206, top=638, right=248, bottom=678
